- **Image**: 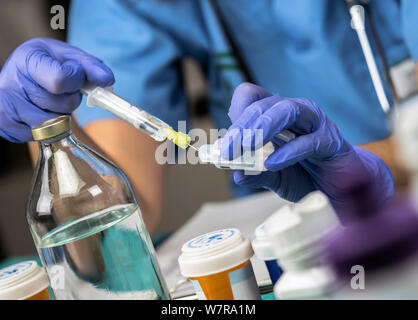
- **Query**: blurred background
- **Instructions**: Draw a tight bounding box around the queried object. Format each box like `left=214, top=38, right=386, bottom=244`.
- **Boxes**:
left=0, top=0, right=232, bottom=261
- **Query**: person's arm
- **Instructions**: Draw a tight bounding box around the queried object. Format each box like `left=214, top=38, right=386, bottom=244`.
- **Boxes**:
left=29, top=118, right=165, bottom=234
left=359, top=0, right=418, bottom=191
left=82, top=120, right=165, bottom=234
left=359, top=22, right=418, bottom=190
left=358, top=61, right=417, bottom=190
left=358, top=137, right=410, bottom=190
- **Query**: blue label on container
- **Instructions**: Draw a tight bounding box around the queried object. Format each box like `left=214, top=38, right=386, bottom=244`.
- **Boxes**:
left=0, top=261, right=34, bottom=281
left=229, top=262, right=253, bottom=285
left=265, top=260, right=283, bottom=285
left=187, top=229, right=236, bottom=249
left=228, top=264, right=261, bottom=300
left=191, top=263, right=261, bottom=300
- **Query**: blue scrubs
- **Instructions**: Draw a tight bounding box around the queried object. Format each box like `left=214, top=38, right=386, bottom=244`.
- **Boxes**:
left=68, top=0, right=417, bottom=196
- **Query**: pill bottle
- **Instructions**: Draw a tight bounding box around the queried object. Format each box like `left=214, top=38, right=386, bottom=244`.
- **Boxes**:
left=265, top=191, right=341, bottom=300
left=178, top=228, right=261, bottom=300
left=251, top=223, right=283, bottom=285
left=0, top=261, right=51, bottom=300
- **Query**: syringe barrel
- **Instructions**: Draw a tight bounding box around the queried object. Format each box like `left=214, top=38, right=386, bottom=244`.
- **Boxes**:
left=82, top=86, right=169, bottom=141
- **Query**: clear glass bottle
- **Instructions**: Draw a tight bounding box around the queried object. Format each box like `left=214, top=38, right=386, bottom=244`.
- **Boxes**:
left=26, top=116, right=170, bottom=300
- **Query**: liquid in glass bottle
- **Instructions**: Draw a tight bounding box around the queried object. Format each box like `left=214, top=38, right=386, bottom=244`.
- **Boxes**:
left=26, top=116, right=170, bottom=300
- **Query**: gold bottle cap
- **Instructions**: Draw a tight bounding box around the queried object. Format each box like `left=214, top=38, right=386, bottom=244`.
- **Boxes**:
left=31, top=115, right=72, bottom=141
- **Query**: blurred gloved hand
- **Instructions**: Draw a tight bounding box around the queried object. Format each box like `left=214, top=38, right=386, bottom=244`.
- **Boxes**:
left=0, top=38, right=114, bottom=142
left=221, top=83, right=394, bottom=217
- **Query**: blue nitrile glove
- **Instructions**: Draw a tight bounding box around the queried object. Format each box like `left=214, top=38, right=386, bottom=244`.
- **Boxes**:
left=0, top=38, right=114, bottom=142
left=221, top=83, right=395, bottom=216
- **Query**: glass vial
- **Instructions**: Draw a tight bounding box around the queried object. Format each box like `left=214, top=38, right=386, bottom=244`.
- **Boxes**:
left=26, top=116, right=170, bottom=300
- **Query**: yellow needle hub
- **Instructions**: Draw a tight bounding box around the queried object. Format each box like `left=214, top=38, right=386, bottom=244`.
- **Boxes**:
left=165, top=127, right=192, bottom=149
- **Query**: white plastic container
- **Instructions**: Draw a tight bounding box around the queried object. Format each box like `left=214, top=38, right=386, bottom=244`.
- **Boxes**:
left=198, top=139, right=275, bottom=172
left=0, top=261, right=51, bottom=300
left=178, top=228, right=261, bottom=300
left=264, top=191, right=341, bottom=299
left=198, top=129, right=296, bottom=172
left=251, top=223, right=283, bottom=285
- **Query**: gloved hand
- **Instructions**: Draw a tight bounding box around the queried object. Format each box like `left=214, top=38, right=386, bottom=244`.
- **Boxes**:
left=221, top=83, right=395, bottom=218
left=0, top=38, right=114, bottom=142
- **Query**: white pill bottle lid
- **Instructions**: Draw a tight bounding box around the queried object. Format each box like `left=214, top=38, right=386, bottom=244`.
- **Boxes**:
left=178, top=229, right=254, bottom=277
left=251, top=223, right=277, bottom=261
left=265, top=191, right=341, bottom=269
left=0, top=261, right=50, bottom=300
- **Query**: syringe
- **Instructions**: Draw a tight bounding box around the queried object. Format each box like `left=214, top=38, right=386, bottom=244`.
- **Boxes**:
left=80, top=85, right=193, bottom=149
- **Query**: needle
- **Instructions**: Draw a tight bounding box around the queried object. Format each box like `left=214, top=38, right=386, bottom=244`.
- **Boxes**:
left=188, top=144, right=199, bottom=151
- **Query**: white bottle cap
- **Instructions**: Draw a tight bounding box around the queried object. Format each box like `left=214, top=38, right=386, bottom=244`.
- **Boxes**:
left=0, top=261, right=50, bottom=300
left=178, top=229, right=254, bottom=277
left=251, top=223, right=276, bottom=261
left=265, top=191, right=340, bottom=262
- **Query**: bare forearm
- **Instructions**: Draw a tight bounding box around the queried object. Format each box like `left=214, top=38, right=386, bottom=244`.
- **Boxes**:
left=82, top=120, right=165, bottom=234
left=359, top=65, right=418, bottom=190
left=359, top=136, right=409, bottom=190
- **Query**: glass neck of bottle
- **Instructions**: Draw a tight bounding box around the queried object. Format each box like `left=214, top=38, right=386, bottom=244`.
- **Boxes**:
left=38, top=130, right=74, bottom=154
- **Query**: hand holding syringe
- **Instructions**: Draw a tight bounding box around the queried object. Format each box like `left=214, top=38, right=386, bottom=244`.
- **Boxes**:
left=81, top=85, right=295, bottom=171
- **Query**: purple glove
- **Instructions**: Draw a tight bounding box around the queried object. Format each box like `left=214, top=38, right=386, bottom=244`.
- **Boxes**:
left=221, top=83, right=395, bottom=216
left=0, top=38, right=114, bottom=142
